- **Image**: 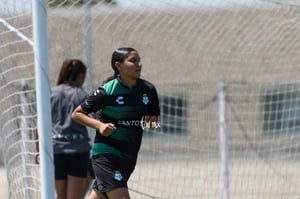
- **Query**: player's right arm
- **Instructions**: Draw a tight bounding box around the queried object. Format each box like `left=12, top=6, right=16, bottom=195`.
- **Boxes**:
left=72, top=87, right=116, bottom=136
left=72, top=105, right=115, bottom=136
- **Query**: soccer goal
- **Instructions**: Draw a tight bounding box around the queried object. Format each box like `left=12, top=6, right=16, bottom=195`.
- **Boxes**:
left=1, top=0, right=300, bottom=199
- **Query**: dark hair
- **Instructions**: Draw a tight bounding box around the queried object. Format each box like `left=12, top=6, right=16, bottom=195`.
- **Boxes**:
left=103, top=47, right=137, bottom=83
left=56, top=59, right=87, bottom=85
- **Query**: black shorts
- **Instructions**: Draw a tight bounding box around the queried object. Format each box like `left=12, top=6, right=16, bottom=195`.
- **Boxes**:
left=92, top=154, right=136, bottom=193
left=54, top=152, right=89, bottom=180
left=88, top=157, right=95, bottom=179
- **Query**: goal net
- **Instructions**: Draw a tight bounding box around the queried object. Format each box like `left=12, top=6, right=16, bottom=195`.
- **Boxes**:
left=1, top=0, right=300, bottom=198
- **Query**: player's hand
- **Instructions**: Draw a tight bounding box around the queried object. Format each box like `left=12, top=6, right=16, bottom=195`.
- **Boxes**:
left=98, top=122, right=116, bottom=136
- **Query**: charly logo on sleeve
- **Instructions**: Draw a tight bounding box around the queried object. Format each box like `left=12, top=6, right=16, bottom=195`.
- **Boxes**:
left=93, top=89, right=101, bottom=96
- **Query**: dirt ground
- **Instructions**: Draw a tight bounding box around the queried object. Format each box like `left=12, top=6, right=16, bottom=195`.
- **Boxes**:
left=0, top=167, right=8, bottom=198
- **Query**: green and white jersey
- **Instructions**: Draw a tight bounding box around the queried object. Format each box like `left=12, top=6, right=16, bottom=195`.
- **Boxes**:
left=81, top=77, right=160, bottom=162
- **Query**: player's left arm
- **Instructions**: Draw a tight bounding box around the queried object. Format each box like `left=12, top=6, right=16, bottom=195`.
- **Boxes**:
left=144, top=86, right=160, bottom=127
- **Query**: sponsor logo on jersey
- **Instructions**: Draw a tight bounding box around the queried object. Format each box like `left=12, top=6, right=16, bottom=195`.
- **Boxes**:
left=117, top=119, right=141, bottom=127
left=116, top=96, right=124, bottom=105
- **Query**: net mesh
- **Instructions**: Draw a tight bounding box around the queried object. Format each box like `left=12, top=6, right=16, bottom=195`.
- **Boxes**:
left=0, top=0, right=300, bottom=198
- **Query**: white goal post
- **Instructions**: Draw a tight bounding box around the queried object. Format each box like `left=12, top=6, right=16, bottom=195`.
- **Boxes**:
left=32, top=0, right=55, bottom=199
left=0, top=0, right=54, bottom=198
left=1, top=0, right=300, bottom=199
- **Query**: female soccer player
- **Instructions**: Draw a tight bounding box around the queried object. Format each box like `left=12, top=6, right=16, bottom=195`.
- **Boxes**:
left=51, top=59, right=91, bottom=199
left=72, top=47, right=160, bottom=199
